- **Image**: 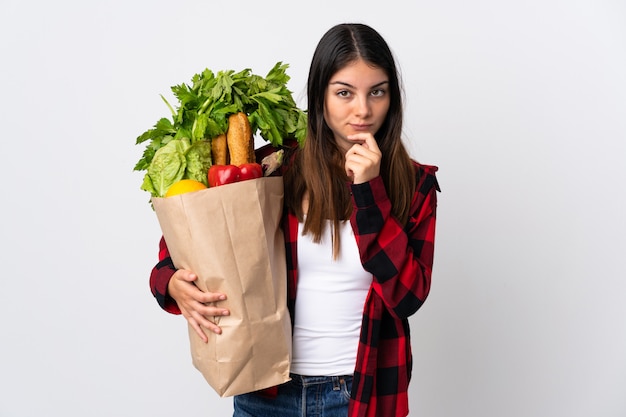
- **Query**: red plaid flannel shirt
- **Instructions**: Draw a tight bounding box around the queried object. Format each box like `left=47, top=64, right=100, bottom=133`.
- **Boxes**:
left=149, top=150, right=439, bottom=417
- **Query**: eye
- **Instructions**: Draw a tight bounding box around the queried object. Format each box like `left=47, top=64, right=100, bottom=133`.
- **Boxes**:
left=337, top=90, right=351, bottom=98
left=370, top=89, right=386, bottom=97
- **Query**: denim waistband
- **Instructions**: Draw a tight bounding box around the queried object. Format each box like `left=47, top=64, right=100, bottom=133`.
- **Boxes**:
left=289, top=373, right=352, bottom=388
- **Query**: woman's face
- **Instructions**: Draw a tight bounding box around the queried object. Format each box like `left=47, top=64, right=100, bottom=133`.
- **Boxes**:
left=323, top=59, right=390, bottom=154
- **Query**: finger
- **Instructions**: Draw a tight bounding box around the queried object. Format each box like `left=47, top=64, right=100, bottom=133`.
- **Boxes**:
left=346, top=150, right=376, bottom=170
left=192, top=309, right=225, bottom=335
left=203, top=292, right=228, bottom=303
left=345, top=159, right=365, bottom=180
left=182, top=306, right=223, bottom=337
left=345, top=147, right=381, bottom=184
left=362, top=133, right=380, bottom=153
left=347, top=133, right=379, bottom=152
left=346, top=144, right=378, bottom=162
left=175, top=269, right=198, bottom=282
left=188, top=318, right=209, bottom=343
left=191, top=290, right=227, bottom=306
left=196, top=301, right=230, bottom=320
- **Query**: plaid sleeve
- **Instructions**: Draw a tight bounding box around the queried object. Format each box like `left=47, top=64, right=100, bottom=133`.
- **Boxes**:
left=350, top=163, right=439, bottom=319
left=149, top=236, right=181, bottom=315
left=349, top=163, right=439, bottom=417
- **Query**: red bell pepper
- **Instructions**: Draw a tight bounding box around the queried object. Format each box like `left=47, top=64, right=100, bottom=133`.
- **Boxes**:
left=208, top=165, right=240, bottom=187
left=208, top=163, right=263, bottom=187
left=238, top=163, right=263, bottom=181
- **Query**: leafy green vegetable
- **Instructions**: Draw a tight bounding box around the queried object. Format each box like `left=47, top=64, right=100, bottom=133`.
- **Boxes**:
left=185, top=141, right=212, bottom=185
left=142, top=139, right=189, bottom=198
left=134, top=62, right=307, bottom=200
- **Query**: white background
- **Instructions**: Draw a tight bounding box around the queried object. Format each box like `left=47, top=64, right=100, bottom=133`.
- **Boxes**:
left=1, top=0, right=625, bottom=416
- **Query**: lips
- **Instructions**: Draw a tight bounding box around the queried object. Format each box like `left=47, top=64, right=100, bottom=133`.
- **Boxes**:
left=350, top=123, right=372, bottom=132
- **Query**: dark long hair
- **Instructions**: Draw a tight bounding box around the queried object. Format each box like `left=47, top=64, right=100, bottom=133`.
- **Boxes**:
left=284, top=23, right=416, bottom=257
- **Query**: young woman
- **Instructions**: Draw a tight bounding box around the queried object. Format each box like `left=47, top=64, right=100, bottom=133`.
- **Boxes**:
left=150, top=23, right=440, bottom=417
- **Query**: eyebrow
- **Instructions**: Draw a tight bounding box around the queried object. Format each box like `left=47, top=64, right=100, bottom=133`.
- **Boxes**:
left=329, top=80, right=389, bottom=89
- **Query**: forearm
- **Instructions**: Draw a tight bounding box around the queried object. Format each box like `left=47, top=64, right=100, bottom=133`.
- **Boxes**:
left=149, top=237, right=182, bottom=315
left=350, top=171, right=438, bottom=319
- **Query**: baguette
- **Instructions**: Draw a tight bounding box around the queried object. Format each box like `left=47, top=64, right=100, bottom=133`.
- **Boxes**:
left=227, top=112, right=254, bottom=165
left=211, top=133, right=229, bottom=165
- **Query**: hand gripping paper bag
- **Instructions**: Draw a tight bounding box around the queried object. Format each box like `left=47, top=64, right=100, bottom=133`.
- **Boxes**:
left=151, top=176, right=291, bottom=397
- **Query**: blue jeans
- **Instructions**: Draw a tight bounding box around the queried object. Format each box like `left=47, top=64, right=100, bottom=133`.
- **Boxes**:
left=233, top=374, right=353, bottom=417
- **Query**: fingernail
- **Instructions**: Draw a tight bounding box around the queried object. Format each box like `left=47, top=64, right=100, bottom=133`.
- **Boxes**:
left=218, top=295, right=226, bottom=300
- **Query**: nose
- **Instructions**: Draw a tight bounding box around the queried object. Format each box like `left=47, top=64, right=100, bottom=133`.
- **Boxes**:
left=354, top=95, right=371, bottom=118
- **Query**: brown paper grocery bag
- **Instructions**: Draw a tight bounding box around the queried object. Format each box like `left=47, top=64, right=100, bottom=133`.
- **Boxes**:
left=151, top=176, right=292, bottom=397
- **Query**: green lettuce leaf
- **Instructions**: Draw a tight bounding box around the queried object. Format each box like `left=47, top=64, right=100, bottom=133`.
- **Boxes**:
left=185, top=140, right=212, bottom=186
left=143, top=139, right=190, bottom=197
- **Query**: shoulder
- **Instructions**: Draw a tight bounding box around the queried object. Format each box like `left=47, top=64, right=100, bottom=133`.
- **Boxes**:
left=412, top=161, right=441, bottom=193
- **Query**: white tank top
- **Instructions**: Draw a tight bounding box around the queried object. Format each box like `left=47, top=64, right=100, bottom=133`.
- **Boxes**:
left=291, top=219, right=373, bottom=376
